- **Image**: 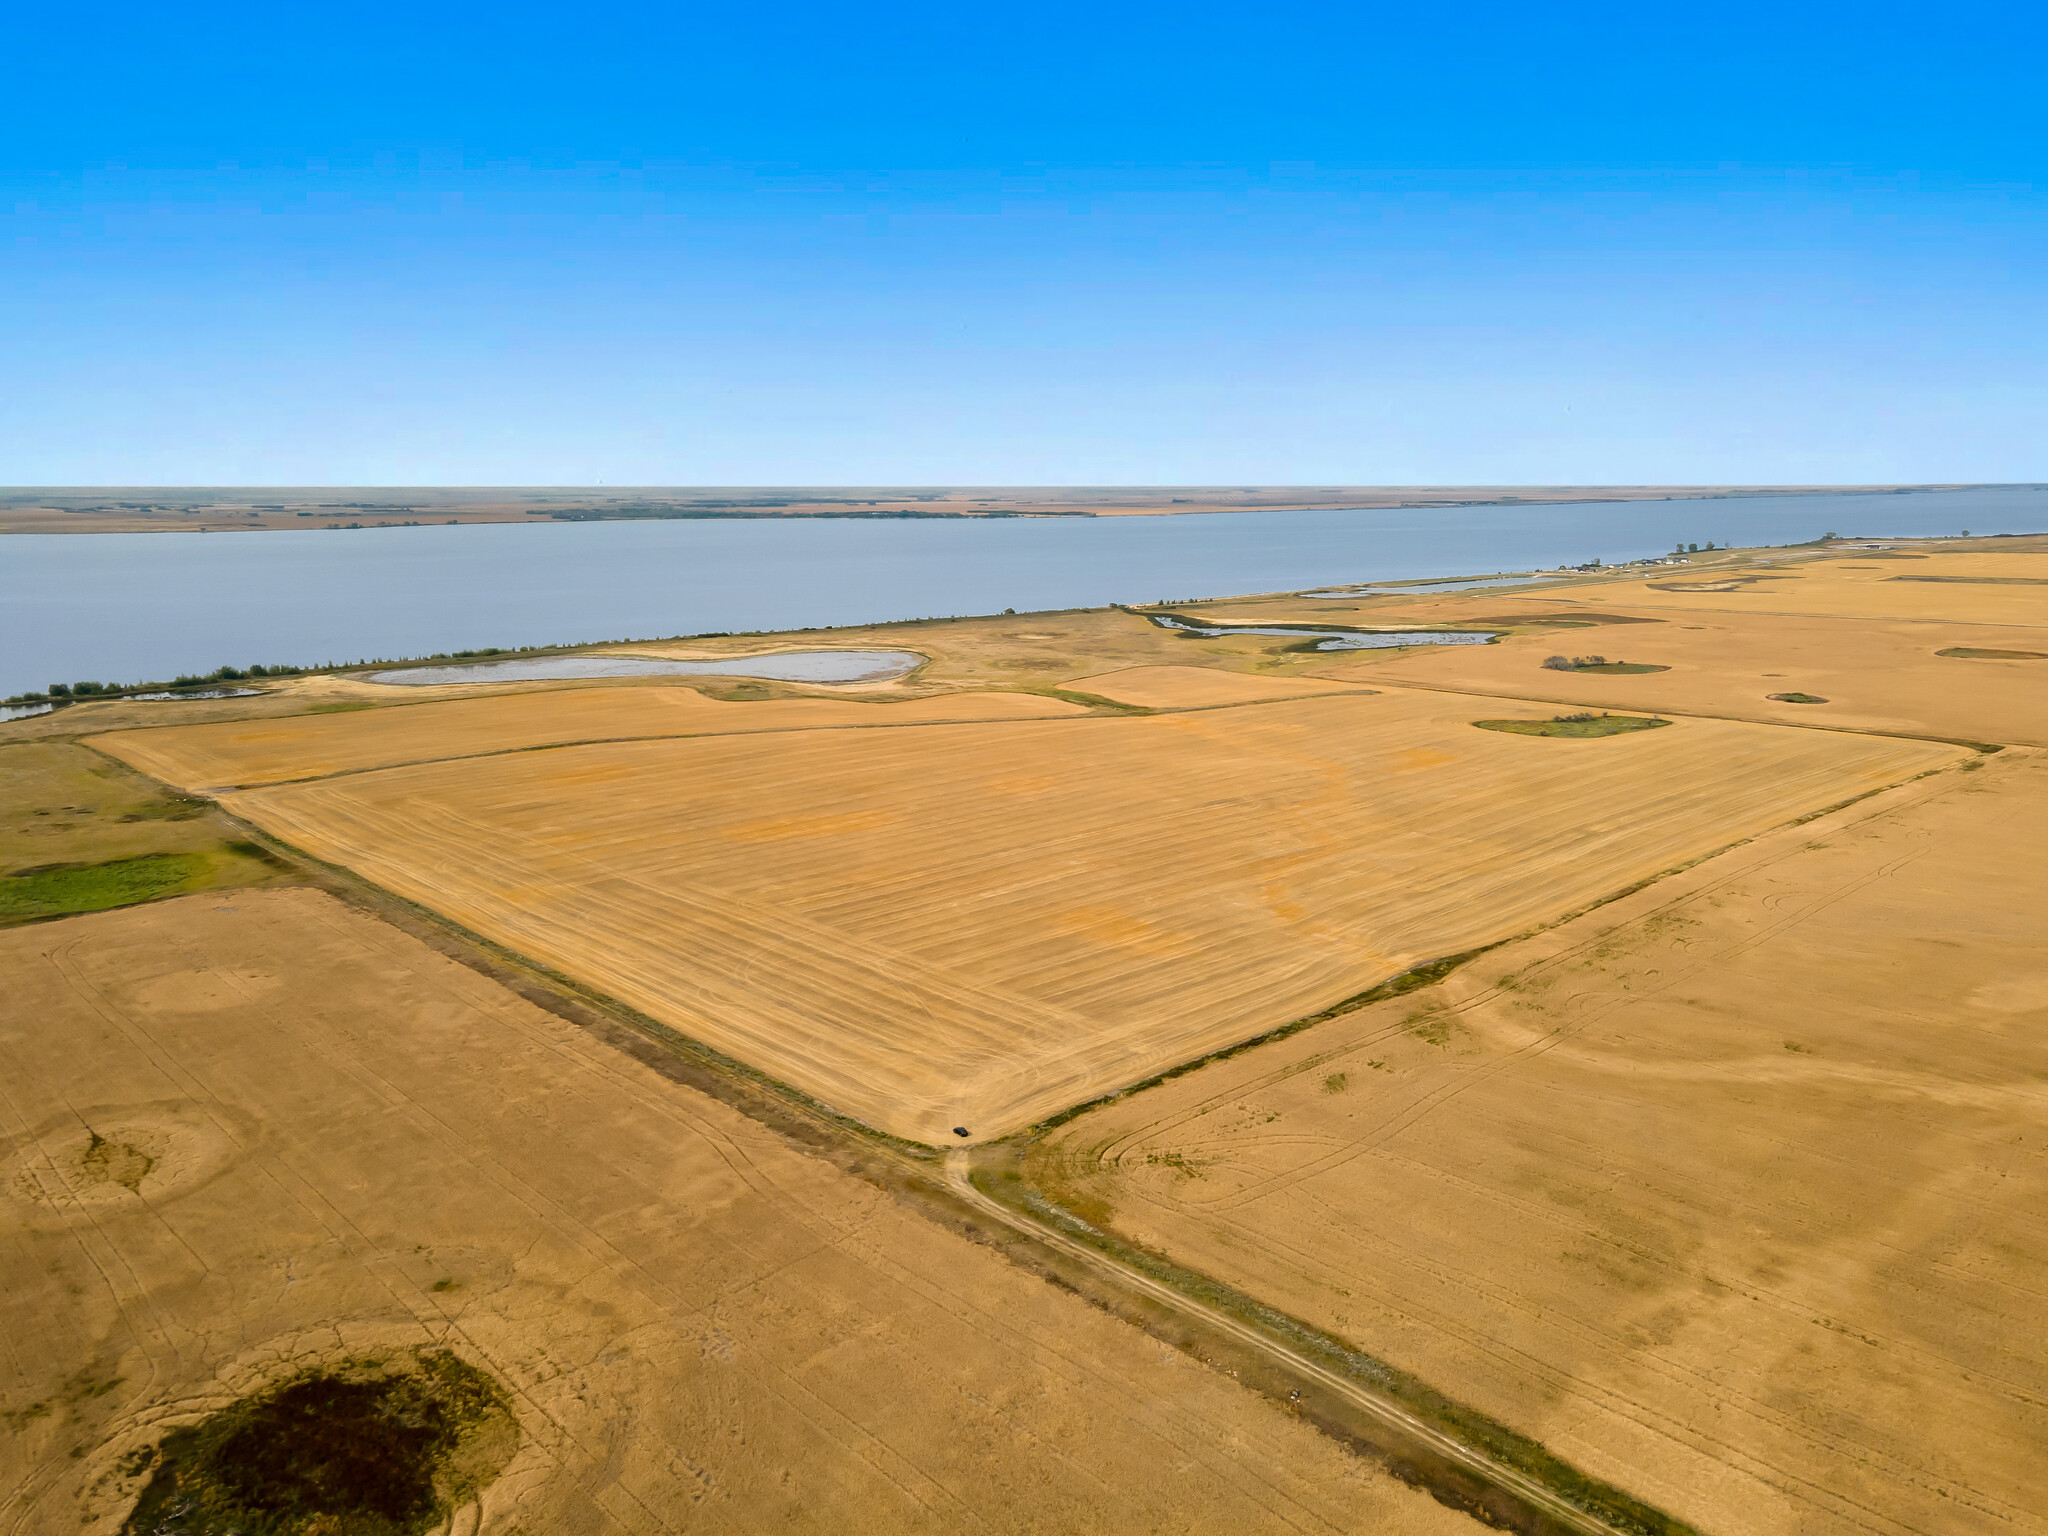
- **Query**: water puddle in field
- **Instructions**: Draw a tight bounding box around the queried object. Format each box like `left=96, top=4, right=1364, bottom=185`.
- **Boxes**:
left=125, top=688, right=264, bottom=701
left=370, top=649, right=922, bottom=686
left=1147, top=615, right=1496, bottom=650
left=1318, top=574, right=1571, bottom=595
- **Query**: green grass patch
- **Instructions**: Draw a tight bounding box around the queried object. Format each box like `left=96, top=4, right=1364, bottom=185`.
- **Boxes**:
left=1541, top=653, right=1668, bottom=674
left=1767, top=692, right=1829, bottom=704
left=1473, top=714, right=1670, bottom=739
left=0, top=852, right=212, bottom=919
left=1938, top=646, right=2046, bottom=661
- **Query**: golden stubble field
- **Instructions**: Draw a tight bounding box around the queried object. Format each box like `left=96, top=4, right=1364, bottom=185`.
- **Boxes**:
left=1179, top=548, right=2047, bottom=747
left=1027, top=749, right=2048, bottom=1536
left=0, top=888, right=1470, bottom=1536
left=93, top=685, right=1086, bottom=790
left=101, top=687, right=1962, bottom=1144
left=1306, top=605, right=2048, bottom=747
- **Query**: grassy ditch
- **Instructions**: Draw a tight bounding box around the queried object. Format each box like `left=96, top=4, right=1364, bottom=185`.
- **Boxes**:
left=1030, top=949, right=1493, bottom=1135
left=970, top=1158, right=1695, bottom=1536
left=1937, top=646, right=2046, bottom=661
left=1474, top=714, right=1670, bottom=739
left=1766, top=692, right=1828, bottom=704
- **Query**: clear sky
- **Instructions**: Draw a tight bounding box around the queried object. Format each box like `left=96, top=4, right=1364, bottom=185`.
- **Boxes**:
left=5, top=1, right=2043, bottom=485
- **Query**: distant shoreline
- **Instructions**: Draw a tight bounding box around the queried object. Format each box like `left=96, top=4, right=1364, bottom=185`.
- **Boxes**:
left=0, top=483, right=2030, bottom=535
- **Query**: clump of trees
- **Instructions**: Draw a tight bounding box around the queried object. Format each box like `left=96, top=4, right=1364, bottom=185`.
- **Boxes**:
left=1542, top=654, right=1617, bottom=671
left=7, top=663, right=310, bottom=708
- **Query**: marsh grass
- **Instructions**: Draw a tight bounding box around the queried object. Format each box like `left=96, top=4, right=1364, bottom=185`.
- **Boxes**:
left=120, top=1350, right=516, bottom=1536
left=1473, top=715, right=1670, bottom=739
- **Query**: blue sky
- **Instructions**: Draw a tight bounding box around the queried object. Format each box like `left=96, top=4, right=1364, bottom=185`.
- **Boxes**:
left=5, top=1, right=2043, bottom=485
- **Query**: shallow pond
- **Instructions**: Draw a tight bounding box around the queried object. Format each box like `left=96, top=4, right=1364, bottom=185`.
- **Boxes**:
left=125, top=688, right=264, bottom=701
left=1148, top=615, right=1495, bottom=651
left=1337, top=574, right=1573, bottom=595
left=370, top=649, right=923, bottom=687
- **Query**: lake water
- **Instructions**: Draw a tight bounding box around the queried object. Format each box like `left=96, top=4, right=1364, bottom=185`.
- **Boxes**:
left=4, top=486, right=2041, bottom=698
left=370, top=650, right=921, bottom=686
left=1148, top=615, right=1495, bottom=650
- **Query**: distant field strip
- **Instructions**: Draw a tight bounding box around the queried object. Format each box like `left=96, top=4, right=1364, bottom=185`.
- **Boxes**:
left=1582, top=552, right=2048, bottom=625
left=196, top=690, right=1960, bottom=1142
left=93, top=685, right=1084, bottom=788
left=1067, top=664, right=1378, bottom=708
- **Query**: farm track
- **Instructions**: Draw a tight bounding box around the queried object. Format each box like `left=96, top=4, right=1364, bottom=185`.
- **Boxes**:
left=944, top=1152, right=1674, bottom=1536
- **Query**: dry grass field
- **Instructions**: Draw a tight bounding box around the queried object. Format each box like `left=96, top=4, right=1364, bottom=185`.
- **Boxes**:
left=1026, top=750, right=2047, bottom=1536
left=0, top=888, right=1471, bottom=1536
left=94, top=691, right=1962, bottom=1144
left=0, top=740, right=284, bottom=921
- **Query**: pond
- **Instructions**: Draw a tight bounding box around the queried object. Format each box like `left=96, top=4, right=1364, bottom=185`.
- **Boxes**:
left=124, top=688, right=265, bottom=701
left=369, top=649, right=923, bottom=687
left=1147, top=615, right=1496, bottom=651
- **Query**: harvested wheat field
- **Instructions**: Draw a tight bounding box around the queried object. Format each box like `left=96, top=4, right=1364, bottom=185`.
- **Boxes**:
left=91, top=685, right=1083, bottom=790
left=0, top=888, right=1471, bottom=1536
left=1067, top=664, right=1378, bottom=709
left=1560, top=549, right=2048, bottom=625
left=1320, top=608, right=2048, bottom=747
left=1026, top=748, right=2047, bottom=1536
left=95, top=691, right=1964, bottom=1143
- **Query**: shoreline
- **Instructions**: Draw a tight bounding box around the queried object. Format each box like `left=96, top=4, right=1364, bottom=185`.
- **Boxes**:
left=2, top=482, right=2027, bottom=535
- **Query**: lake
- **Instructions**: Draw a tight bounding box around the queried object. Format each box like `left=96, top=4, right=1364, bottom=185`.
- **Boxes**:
left=4, top=486, right=2041, bottom=697
left=370, top=651, right=922, bottom=686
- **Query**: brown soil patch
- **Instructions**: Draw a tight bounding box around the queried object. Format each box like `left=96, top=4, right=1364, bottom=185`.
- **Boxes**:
left=0, top=890, right=1465, bottom=1536
left=103, top=693, right=1964, bottom=1144
left=1028, top=750, right=2048, bottom=1536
